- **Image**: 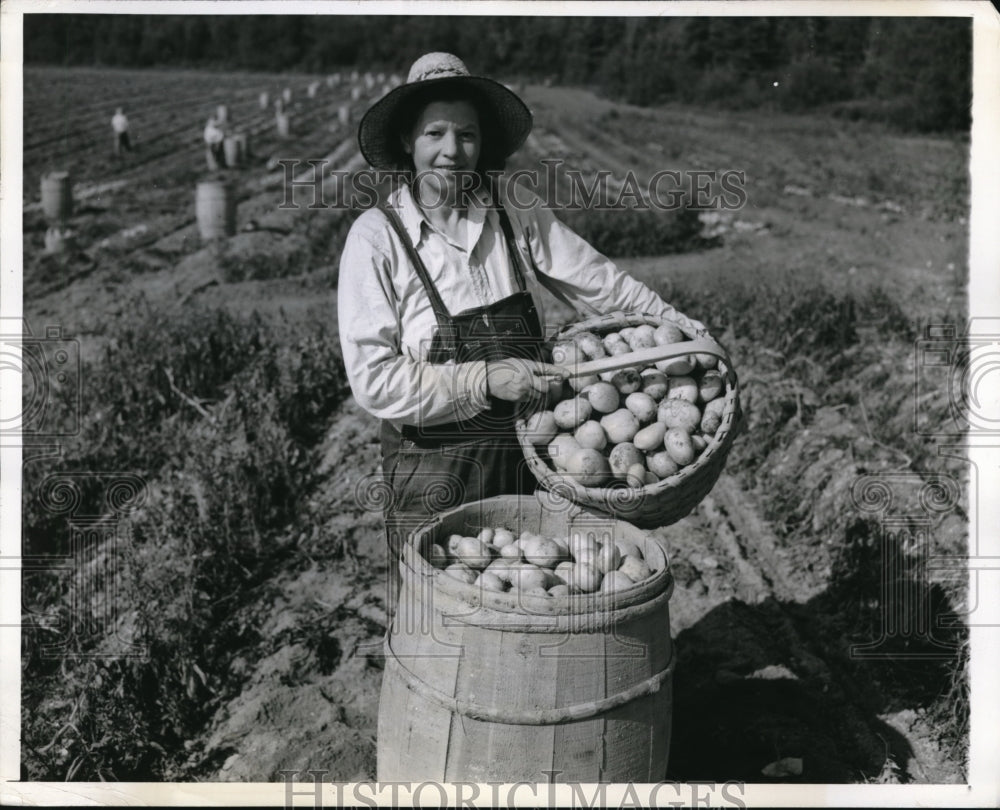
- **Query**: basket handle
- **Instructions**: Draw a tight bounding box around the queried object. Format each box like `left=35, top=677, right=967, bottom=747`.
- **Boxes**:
left=561, top=338, right=730, bottom=379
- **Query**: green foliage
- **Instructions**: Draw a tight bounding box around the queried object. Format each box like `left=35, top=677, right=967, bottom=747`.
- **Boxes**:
left=23, top=16, right=972, bottom=133
left=21, top=303, right=349, bottom=779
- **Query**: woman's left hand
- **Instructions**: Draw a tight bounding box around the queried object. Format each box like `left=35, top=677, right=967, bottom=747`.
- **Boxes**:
left=486, top=359, right=568, bottom=402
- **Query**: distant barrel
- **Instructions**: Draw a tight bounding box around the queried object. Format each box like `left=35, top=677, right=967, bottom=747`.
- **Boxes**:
left=216, top=104, right=228, bottom=124
left=338, top=104, right=351, bottom=126
left=223, top=136, right=242, bottom=168
left=282, top=87, right=293, bottom=104
left=40, top=171, right=73, bottom=222
left=351, top=86, right=362, bottom=102
left=195, top=179, right=236, bottom=240
left=308, top=81, right=320, bottom=98
left=44, top=226, right=75, bottom=255
left=259, top=91, right=270, bottom=110
left=275, top=111, right=291, bottom=138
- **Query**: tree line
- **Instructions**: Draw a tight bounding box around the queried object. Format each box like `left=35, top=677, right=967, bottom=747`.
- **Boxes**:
left=24, top=14, right=971, bottom=132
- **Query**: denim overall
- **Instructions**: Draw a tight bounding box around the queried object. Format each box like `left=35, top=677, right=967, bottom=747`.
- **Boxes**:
left=378, top=202, right=547, bottom=611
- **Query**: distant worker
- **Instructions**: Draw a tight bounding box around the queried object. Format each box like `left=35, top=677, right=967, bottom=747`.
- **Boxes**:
left=204, top=115, right=226, bottom=170
left=111, top=107, right=131, bottom=156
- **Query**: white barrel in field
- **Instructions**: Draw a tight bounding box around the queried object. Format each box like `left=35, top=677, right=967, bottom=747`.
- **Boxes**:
left=350, top=70, right=359, bottom=82
left=308, top=81, right=319, bottom=98
left=381, top=84, right=391, bottom=98
left=275, top=111, right=291, bottom=138
left=273, top=97, right=284, bottom=114
left=282, top=86, right=292, bottom=104
left=40, top=171, right=73, bottom=222
left=364, top=72, right=375, bottom=90
left=259, top=91, right=270, bottom=110
left=337, top=104, right=350, bottom=126
left=376, top=72, right=385, bottom=84
left=44, top=226, right=75, bottom=255
left=351, top=86, right=362, bottom=102
left=223, top=136, right=242, bottom=168
left=216, top=104, right=228, bottom=124
left=195, top=179, right=236, bottom=240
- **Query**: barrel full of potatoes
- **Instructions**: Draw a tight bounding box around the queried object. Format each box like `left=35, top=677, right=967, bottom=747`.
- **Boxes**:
left=378, top=494, right=674, bottom=783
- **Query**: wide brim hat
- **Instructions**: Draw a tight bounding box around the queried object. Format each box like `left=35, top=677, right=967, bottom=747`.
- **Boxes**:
left=358, top=52, right=532, bottom=170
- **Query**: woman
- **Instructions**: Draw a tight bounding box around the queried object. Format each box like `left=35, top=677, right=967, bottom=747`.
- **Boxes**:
left=339, top=53, right=703, bottom=610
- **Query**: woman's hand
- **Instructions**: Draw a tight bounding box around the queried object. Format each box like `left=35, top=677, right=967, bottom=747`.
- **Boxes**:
left=486, top=359, right=568, bottom=402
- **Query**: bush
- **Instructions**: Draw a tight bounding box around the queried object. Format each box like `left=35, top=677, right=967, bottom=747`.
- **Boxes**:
left=559, top=205, right=708, bottom=258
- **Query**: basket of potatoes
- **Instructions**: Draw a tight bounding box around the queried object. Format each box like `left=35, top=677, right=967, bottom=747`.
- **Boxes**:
left=515, top=311, right=741, bottom=529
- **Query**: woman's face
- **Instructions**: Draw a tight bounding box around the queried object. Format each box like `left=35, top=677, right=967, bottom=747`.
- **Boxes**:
left=402, top=99, right=482, bottom=183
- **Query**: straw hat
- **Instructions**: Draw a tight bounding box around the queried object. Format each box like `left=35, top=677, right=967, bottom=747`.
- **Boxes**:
left=358, top=52, right=532, bottom=169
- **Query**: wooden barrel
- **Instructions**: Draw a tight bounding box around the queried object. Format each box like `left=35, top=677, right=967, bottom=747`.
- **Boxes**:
left=275, top=112, right=290, bottom=138
left=223, top=136, right=242, bottom=168
left=282, top=87, right=292, bottom=104
left=195, top=179, right=236, bottom=240
left=377, top=494, right=674, bottom=783
left=337, top=104, right=351, bottom=126
left=351, top=86, right=362, bottom=102
left=259, top=91, right=270, bottom=110
left=40, top=171, right=72, bottom=222
left=44, top=226, right=74, bottom=254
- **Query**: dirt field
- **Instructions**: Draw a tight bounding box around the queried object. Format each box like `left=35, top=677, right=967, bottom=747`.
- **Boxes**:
left=20, top=67, right=969, bottom=784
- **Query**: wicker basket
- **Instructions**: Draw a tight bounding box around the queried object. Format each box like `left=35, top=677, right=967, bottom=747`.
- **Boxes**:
left=516, top=311, right=742, bottom=529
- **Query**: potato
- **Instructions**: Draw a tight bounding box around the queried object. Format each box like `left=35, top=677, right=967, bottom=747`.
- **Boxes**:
left=640, top=369, right=670, bottom=401
left=615, top=539, right=645, bottom=560
left=611, top=368, right=642, bottom=395
left=618, top=555, right=653, bottom=583
left=647, top=450, right=680, bottom=478
left=569, top=531, right=600, bottom=559
left=553, top=396, right=592, bottom=430
left=569, top=373, right=600, bottom=392
left=600, top=570, right=635, bottom=593
left=475, top=571, right=507, bottom=592
left=626, top=463, right=647, bottom=488
left=444, top=563, right=477, bottom=584
left=548, top=584, right=572, bottom=597
left=698, top=370, right=724, bottom=403
left=583, top=381, right=620, bottom=414
left=551, top=341, right=582, bottom=367
left=633, top=421, right=666, bottom=452
left=565, top=448, right=612, bottom=487
left=509, top=564, right=551, bottom=593
left=499, top=541, right=523, bottom=561
left=696, top=352, right=718, bottom=370
left=667, top=376, right=699, bottom=404
left=596, top=541, right=621, bottom=573
left=618, top=327, right=637, bottom=342
left=576, top=332, right=607, bottom=360
left=600, top=409, right=640, bottom=444
left=447, top=534, right=465, bottom=556
left=524, top=410, right=558, bottom=445
left=608, top=442, right=644, bottom=478
left=664, top=427, right=695, bottom=466
left=691, top=434, right=708, bottom=453
left=701, top=397, right=726, bottom=435
left=627, top=324, right=657, bottom=350
left=428, top=543, right=449, bottom=568
left=657, top=398, right=702, bottom=433
left=523, top=536, right=564, bottom=568
left=603, top=333, right=628, bottom=354
left=553, top=560, right=576, bottom=585
left=574, top=420, right=608, bottom=451
left=643, top=470, right=660, bottom=485
left=653, top=323, right=685, bottom=345
left=455, top=536, right=494, bottom=570
left=477, top=527, right=495, bottom=545
left=548, top=434, right=582, bottom=470
left=625, top=391, right=658, bottom=423
left=568, top=562, right=603, bottom=593
left=656, top=355, right=696, bottom=376
left=492, top=527, right=515, bottom=548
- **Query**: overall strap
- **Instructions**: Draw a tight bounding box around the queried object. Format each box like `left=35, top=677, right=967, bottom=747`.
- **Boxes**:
left=494, top=204, right=531, bottom=293
left=380, top=203, right=452, bottom=327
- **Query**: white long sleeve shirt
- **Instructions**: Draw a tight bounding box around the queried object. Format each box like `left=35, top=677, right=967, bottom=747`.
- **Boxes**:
left=337, top=182, right=698, bottom=431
